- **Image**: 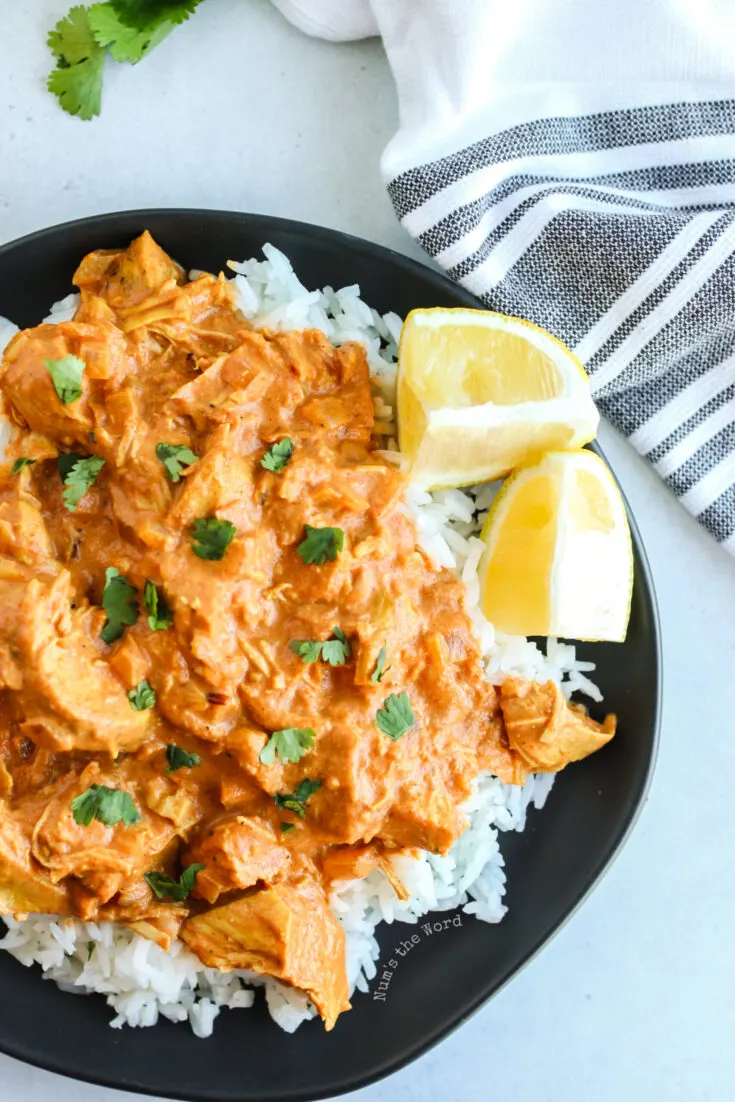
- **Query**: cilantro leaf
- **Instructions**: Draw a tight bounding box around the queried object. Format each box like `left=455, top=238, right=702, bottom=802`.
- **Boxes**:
left=110, top=0, right=204, bottom=31
left=288, top=639, right=323, bottom=663
left=321, top=626, right=351, bottom=666
left=48, top=53, right=106, bottom=120
left=48, top=5, right=100, bottom=64
left=371, top=644, right=389, bottom=684
left=145, top=862, right=204, bottom=902
left=11, top=458, right=36, bottom=476
left=165, top=744, right=201, bottom=772
left=71, top=784, right=141, bottom=827
left=280, top=822, right=296, bottom=833
left=45, top=355, right=86, bottom=404
left=274, top=778, right=322, bottom=819
left=295, top=778, right=322, bottom=801
left=376, top=692, right=415, bottom=741
left=260, top=727, right=316, bottom=766
left=156, top=442, right=198, bottom=483
left=191, top=516, right=237, bottom=561
left=296, top=525, right=344, bottom=565
left=61, top=455, right=105, bottom=513
left=46, top=5, right=106, bottom=123
left=143, top=580, right=173, bottom=630
left=58, top=452, right=86, bottom=481
left=261, top=438, right=294, bottom=473
left=288, top=626, right=350, bottom=667
left=129, top=679, right=156, bottom=710
left=88, top=4, right=174, bottom=63
left=100, top=566, right=138, bottom=644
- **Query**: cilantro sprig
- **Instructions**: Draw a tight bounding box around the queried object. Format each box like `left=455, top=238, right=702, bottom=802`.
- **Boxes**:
left=60, top=454, right=105, bottom=512
left=289, top=627, right=351, bottom=667
left=376, top=692, right=415, bottom=741
left=297, top=525, right=344, bottom=565
left=143, top=580, right=173, bottom=630
left=47, top=2, right=206, bottom=120
left=191, top=516, right=237, bottom=561
left=145, top=862, right=204, bottom=902
left=274, top=779, right=322, bottom=819
left=100, top=566, right=138, bottom=644
left=260, top=728, right=316, bottom=766
left=261, top=438, right=294, bottom=473
left=156, top=442, right=198, bottom=483
left=71, top=784, right=141, bottom=827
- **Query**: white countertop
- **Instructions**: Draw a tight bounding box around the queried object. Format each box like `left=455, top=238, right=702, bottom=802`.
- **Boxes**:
left=1, top=3, right=734, bottom=1101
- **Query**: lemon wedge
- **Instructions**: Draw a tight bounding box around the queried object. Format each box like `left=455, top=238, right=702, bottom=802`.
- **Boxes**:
left=477, top=450, right=633, bottom=642
left=397, top=308, right=599, bottom=489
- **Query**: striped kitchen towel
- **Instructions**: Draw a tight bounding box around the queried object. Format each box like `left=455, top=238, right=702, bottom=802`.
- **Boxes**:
left=272, top=0, right=735, bottom=554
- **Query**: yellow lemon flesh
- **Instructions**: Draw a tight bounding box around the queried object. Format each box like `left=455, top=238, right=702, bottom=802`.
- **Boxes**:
left=397, top=308, right=599, bottom=490
left=477, top=450, right=633, bottom=642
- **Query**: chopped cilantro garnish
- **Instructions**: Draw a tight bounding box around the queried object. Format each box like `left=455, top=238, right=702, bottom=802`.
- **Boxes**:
left=128, top=679, right=155, bottom=711
left=280, top=822, right=296, bottom=833
left=289, top=626, right=351, bottom=667
left=260, top=728, right=316, bottom=766
left=45, top=355, right=85, bottom=403
left=87, top=941, right=95, bottom=960
left=296, top=525, right=344, bottom=565
left=145, top=862, right=204, bottom=902
left=100, top=566, right=138, bottom=644
left=371, top=644, right=389, bottom=684
left=11, top=458, right=36, bottom=476
left=57, top=452, right=86, bottom=481
left=143, top=580, right=173, bottom=631
left=190, top=516, right=237, bottom=561
left=261, top=437, right=294, bottom=473
left=71, top=784, right=141, bottom=827
left=288, top=639, right=322, bottom=663
left=61, top=455, right=105, bottom=512
left=156, top=442, right=198, bottom=483
left=274, top=779, right=322, bottom=819
left=376, top=692, right=415, bottom=741
left=165, top=744, right=201, bottom=772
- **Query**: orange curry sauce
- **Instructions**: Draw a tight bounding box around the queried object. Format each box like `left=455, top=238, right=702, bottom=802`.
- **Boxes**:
left=0, top=234, right=614, bottom=1028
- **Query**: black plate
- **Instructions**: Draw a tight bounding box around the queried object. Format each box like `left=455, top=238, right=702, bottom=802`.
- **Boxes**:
left=0, top=210, right=661, bottom=1102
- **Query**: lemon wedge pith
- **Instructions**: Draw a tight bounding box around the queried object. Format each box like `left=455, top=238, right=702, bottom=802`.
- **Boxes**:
left=397, top=308, right=599, bottom=490
left=477, top=450, right=633, bottom=642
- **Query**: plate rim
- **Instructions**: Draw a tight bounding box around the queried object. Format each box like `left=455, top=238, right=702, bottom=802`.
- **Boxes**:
left=0, top=208, right=662, bottom=1102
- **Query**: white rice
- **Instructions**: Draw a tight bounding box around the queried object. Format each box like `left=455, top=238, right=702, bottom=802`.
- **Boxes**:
left=0, top=246, right=601, bottom=1036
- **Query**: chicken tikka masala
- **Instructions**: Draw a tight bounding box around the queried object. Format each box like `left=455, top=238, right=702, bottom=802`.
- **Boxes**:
left=0, top=233, right=615, bottom=1029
